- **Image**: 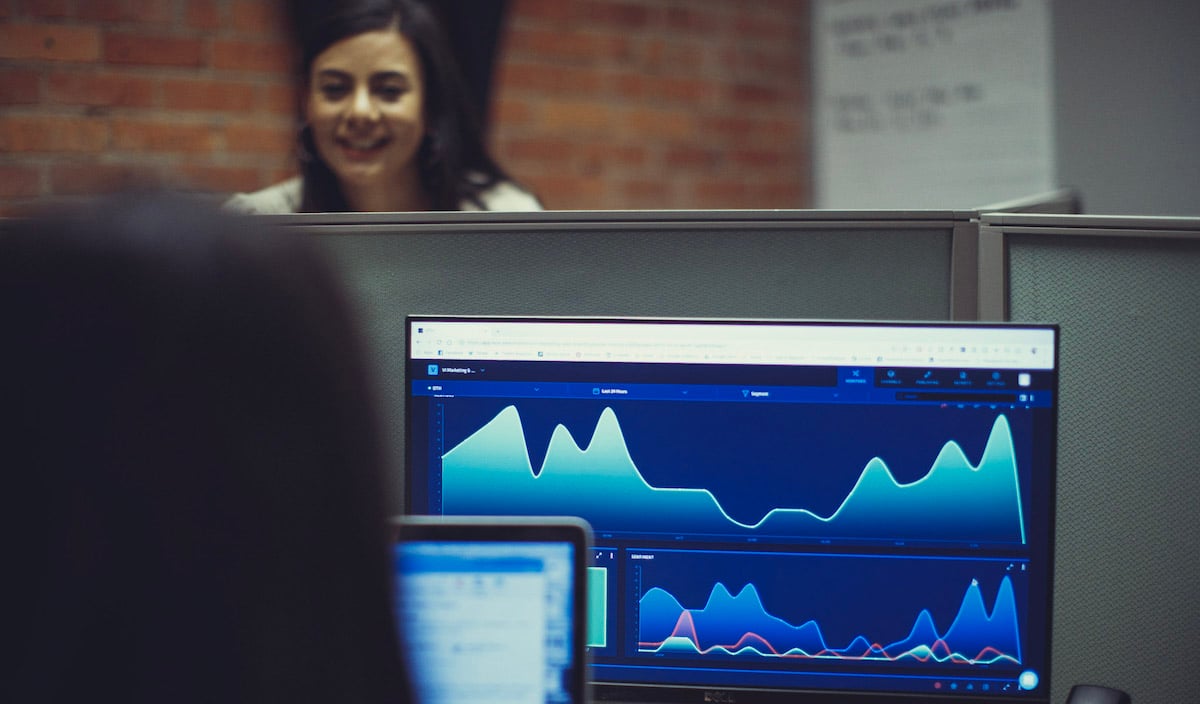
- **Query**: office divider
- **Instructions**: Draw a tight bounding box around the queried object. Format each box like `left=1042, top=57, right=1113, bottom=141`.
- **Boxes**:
left=274, top=209, right=978, bottom=508
left=978, top=213, right=1200, bottom=704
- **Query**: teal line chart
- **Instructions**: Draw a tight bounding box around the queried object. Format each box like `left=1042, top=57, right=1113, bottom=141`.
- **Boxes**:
left=439, top=402, right=1029, bottom=544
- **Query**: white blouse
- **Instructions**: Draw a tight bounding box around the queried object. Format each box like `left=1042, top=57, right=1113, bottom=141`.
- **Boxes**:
left=223, top=176, right=542, bottom=214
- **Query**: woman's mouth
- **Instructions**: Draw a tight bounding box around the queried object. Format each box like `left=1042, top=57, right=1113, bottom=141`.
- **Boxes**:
left=336, top=136, right=390, bottom=161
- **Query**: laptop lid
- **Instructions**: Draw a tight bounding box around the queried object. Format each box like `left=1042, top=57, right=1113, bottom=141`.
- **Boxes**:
left=391, top=516, right=591, bottom=704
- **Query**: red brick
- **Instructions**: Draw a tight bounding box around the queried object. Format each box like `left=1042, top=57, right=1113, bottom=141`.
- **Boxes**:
left=577, top=0, right=654, bottom=29
left=700, top=115, right=755, bottom=139
left=497, top=62, right=603, bottom=95
left=508, top=0, right=571, bottom=24
left=729, top=82, right=787, bottom=105
left=646, top=76, right=715, bottom=106
left=609, top=72, right=648, bottom=100
left=177, top=163, right=263, bottom=194
left=734, top=13, right=804, bottom=44
left=490, top=0, right=813, bottom=212
left=45, top=70, right=156, bottom=108
left=211, top=38, right=293, bottom=74
left=498, top=136, right=574, bottom=163
left=76, top=0, right=126, bottom=22
left=0, top=116, right=109, bottom=152
left=0, top=164, right=42, bottom=198
left=620, top=178, right=673, bottom=208
left=492, top=97, right=534, bottom=127
left=664, top=6, right=723, bottom=33
left=230, top=0, right=287, bottom=36
left=504, top=27, right=631, bottom=64
left=104, top=33, right=204, bottom=67
left=665, top=146, right=722, bottom=170
left=49, top=161, right=161, bottom=195
left=18, top=0, right=69, bottom=19
left=185, top=0, right=221, bottom=29
left=125, top=0, right=176, bottom=24
left=577, top=142, right=646, bottom=168
left=623, top=107, right=697, bottom=140
left=538, top=99, right=614, bottom=134
left=693, top=179, right=749, bottom=207
left=526, top=173, right=605, bottom=209
left=703, top=115, right=804, bottom=146
left=725, top=46, right=806, bottom=78
left=77, top=0, right=175, bottom=23
left=163, top=79, right=257, bottom=112
left=0, top=23, right=101, bottom=62
left=76, top=0, right=170, bottom=22
left=111, top=119, right=217, bottom=153
left=260, top=83, right=299, bottom=115
left=751, top=182, right=808, bottom=208
left=730, top=148, right=785, bottom=168
left=635, top=38, right=705, bottom=74
left=0, top=68, right=41, bottom=105
left=759, top=116, right=807, bottom=140
left=224, top=122, right=293, bottom=155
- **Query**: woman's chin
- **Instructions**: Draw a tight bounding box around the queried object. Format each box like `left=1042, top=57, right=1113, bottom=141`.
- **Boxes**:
left=334, top=162, right=386, bottom=185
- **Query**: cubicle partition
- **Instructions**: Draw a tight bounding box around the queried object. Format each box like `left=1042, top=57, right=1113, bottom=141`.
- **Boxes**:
left=978, top=213, right=1200, bottom=704
left=275, top=209, right=979, bottom=508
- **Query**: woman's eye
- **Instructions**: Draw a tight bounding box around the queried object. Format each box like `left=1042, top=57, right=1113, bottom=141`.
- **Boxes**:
left=376, top=86, right=406, bottom=101
left=319, top=84, right=349, bottom=100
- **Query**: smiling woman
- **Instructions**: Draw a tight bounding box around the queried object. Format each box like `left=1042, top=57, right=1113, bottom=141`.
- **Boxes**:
left=308, top=28, right=429, bottom=211
left=225, top=0, right=540, bottom=214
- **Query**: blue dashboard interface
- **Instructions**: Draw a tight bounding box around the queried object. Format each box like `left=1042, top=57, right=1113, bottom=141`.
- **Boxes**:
left=405, top=318, right=1058, bottom=702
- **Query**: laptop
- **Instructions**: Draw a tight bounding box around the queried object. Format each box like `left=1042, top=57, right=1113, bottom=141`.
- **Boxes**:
left=391, top=516, right=592, bottom=704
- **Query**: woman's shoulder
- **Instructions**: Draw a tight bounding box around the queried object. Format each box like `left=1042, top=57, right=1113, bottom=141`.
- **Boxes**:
left=461, top=178, right=543, bottom=212
left=223, top=177, right=302, bottom=215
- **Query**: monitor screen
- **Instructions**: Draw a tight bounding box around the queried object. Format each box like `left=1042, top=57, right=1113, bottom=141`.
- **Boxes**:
left=392, top=517, right=590, bottom=704
left=405, top=317, right=1058, bottom=704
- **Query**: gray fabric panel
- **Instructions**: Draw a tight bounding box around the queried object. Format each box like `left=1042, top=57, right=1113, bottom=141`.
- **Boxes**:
left=311, top=225, right=953, bottom=514
left=1009, top=234, right=1200, bottom=704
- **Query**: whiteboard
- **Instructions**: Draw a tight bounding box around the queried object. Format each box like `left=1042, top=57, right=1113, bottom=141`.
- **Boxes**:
left=814, top=0, right=1055, bottom=208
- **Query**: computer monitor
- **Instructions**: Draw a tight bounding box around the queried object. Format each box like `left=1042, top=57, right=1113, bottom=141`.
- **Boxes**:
left=404, top=316, right=1059, bottom=704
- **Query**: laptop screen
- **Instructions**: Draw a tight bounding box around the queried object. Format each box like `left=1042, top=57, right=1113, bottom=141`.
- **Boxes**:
left=404, top=317, right=1059, bottom=704
left=392, top=518, right=590, bottom=704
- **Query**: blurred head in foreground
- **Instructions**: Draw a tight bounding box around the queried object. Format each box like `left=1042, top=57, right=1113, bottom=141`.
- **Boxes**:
left=0, top=194, right=412, bottom=704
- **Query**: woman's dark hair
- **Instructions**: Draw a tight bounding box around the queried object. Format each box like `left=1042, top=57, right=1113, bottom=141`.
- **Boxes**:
left=291, top=0, right=512, bottom=212
left=0, top=194, right=412, bottom=704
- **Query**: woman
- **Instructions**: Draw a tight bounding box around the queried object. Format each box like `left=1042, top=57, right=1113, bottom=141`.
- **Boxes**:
left=226, top=0, right=539, bottom=213
left=1, top=194, right=414, bottom=704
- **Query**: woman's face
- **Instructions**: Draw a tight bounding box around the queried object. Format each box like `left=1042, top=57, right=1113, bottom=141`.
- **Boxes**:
left=305, top=28, right=426, bottom=193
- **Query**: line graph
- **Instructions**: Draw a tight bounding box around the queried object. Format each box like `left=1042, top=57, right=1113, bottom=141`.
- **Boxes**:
left=638, top=576, right=1022, bottom=666
left=440, top=404, right=1027, bottom=544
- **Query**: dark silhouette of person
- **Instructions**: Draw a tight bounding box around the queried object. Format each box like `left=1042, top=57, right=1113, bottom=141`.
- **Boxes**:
left=0, top=193, right=414, bottom=704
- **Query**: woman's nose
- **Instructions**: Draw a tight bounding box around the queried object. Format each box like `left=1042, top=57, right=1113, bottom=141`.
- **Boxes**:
left=347, top=87, right=378, bottom=123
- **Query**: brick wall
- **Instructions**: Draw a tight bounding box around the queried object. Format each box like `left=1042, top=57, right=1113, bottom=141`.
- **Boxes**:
left=493, top=0, right=812, bottom=209
left=0, top=0, right=295, bottom=215
left=0, top=0, right=811, bottom=214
